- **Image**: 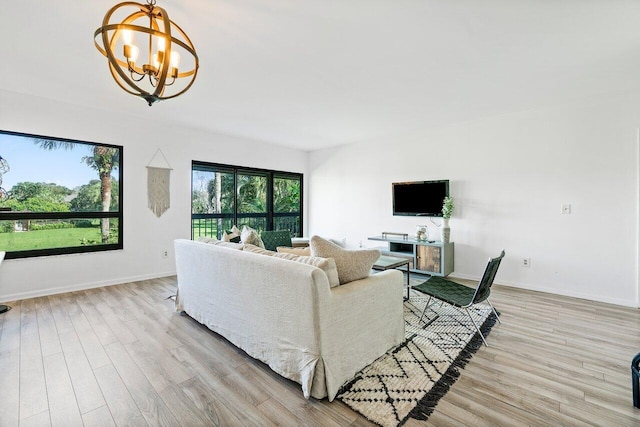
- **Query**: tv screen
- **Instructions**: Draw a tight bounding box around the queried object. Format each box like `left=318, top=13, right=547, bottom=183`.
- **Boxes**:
left=392, top=180, right=449, bottom=216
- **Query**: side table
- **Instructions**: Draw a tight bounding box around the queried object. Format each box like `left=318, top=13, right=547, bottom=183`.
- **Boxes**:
left=372, top=255, right=411, bottom=300
left=291, top=237, right=309, bottom=248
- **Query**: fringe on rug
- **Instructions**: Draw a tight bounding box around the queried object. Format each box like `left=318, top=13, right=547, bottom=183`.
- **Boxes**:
left=401, top=311, right=500, bottom=425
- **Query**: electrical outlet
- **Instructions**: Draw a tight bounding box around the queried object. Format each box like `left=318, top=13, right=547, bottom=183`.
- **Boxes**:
left=161, top=250, right=169, bottom=258
left=522, top=258, right=531, bottom=268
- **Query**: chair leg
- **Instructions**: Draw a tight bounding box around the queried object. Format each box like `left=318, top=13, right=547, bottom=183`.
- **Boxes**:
left=487, top=299, right=501, bottom=324
left=464, top=308, right=488, bottom=347
left=419, top=296, right=433, bottom=323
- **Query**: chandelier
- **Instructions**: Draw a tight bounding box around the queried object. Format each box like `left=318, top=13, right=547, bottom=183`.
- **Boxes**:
left=94, top=0, right=199, bottom=106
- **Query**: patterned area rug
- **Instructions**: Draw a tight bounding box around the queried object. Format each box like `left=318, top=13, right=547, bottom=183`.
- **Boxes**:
left=337, top=291, right=498, bottom=427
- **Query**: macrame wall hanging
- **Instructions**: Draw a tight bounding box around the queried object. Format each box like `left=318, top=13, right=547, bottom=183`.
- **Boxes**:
left=146, top=149, right=173, bottom=217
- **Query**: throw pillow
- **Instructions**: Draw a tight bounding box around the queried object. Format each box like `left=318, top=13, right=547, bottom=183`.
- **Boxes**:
left=243, top=244, right=276, bottom=256
left=309, top=235, right=380, bottom=285
left=273, top=252, right=340, bottom=288
left=222, top=225, right=242, bottom=242
left=213, top=241, right=244, bottom=250
left=241, top=225, right=265, bottom=248
left=276, top=246, right=311, bottom=256
left=197, top=236, right=219, bottom=244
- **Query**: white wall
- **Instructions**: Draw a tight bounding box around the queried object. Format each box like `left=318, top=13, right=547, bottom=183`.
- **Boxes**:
left=309, top=92, right=640, bottom=307
left=0, top=90, right=308, bottom=302
left=2, top=88, right=638, bottom=308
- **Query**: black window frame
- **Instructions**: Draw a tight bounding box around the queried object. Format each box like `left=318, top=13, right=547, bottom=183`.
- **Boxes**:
left=0, top=130, right=124, bottom=259
left=191, top=161, right=303, bottom=239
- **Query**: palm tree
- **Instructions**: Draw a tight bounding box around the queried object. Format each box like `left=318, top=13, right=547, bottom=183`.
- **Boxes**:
left=36, top=139, right=119, bottom=243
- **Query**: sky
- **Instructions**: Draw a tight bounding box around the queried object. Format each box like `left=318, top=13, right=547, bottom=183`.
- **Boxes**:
left=0, top=133, right=114, bottom=190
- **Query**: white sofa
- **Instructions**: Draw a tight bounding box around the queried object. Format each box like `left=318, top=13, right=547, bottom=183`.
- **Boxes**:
left=174, top=239, right=405, bottom=400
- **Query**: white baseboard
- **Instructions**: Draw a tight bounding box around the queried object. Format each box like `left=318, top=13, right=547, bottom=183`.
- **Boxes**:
left=0, top=270, right=177, bottom=304
left=448, top=273, right=636, bottom=308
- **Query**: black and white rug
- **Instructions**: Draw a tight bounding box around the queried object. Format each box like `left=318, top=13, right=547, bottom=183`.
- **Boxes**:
left=337, top=291, right=498, bottom=427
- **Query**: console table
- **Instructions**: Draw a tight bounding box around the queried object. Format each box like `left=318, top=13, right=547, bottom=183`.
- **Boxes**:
left=368, top=235, right=454, bottom=277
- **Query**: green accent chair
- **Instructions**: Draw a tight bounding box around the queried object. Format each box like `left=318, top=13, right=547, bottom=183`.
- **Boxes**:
left=260, top=230, right=293, bottom=251
left=413, top=250, right=505, bottom=346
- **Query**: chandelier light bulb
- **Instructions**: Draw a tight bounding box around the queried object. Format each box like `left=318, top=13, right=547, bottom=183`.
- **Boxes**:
left=122, top=29, right=133, bottom=46
left=129, top=44, right=140, bottom=62
left=170, top=51, right=180, bottom=68
left=157, top=36, right=166, bottom=53
left=152, top=53, right=160, bottom=70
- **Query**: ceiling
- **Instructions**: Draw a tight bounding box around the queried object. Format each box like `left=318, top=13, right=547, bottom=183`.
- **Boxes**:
left=2, top=0, right=640, bottom=151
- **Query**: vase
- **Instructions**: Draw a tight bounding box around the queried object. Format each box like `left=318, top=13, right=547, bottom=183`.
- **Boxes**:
left=441, top=218, right=450, bottom=243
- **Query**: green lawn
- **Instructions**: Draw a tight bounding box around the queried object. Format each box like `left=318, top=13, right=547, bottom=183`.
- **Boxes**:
left=0, top=228, right=112, bottom=251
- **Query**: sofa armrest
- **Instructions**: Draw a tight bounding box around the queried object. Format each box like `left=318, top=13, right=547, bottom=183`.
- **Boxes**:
left=316, top=269, right=404, bottom=400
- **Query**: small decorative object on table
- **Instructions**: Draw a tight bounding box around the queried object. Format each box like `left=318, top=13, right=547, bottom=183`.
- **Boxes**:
left=441, top=196, right=454, bottom=243
left=415, top=225, right=428, bottom=241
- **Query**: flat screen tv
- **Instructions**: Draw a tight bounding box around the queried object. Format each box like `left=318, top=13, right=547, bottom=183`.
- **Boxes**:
left=392, top=180, right=449, bottom=217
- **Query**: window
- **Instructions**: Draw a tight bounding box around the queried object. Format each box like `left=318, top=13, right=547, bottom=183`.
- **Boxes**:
left=192, top=161, right=302, bottom=239
left=0, top=130, right=123, bottom=259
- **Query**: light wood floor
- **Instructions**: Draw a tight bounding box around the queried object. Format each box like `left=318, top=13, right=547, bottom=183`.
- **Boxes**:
left=0, top=275, right=639, bottom=427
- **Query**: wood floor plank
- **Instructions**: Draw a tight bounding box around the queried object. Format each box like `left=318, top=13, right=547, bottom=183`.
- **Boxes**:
left=162, top=311, right=249, bottom=371
left=0, top=345, right=20, bottom=427
left=91, top=287, right=137, bottom=323
left=446, top=387, right=533, bottom=427
left=85, top=290, right=138, bottom=345
left=58, top=329, right=106, bottom=415
left=178, top=377, right=245, bottom=426
left=68, top=309, right=111, bottom=370
left=43, top=352, right=83, bottom=427
left=80, top=405, right=116, bottom=427
left=124, top=319, right=195, bottom=385
left=180, top=359, right=278, bottom=426
left=123, top=341, right=172, bottom=394
left=104, top=341, right=179, bottom=426
left=93, top=364, right=147, bottom=427
left=452, top=375, right=593, bottom=427
left=47, top=295, right=74, bottom=335
left=238, top=361, right=346, bottom=427
left=0, top=302, right=20, bottom=353
left=559, top=396, right=640, bottom=427
left=19, top=320, right=48, bottom=421
left=255, top=397, right=308, bottom=426
left=19, top=410, right=51, bottom=427
left=158, top=382, right=212, bottom=427
left=72, top=291, right=119, bottom=347
left=19, top=299, right=38, bottom=337
left=35, top=298, right=62, bottom=358
left=411, top=410, right=467, bottom=427
left=168, top=329, right=242, bottom=379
